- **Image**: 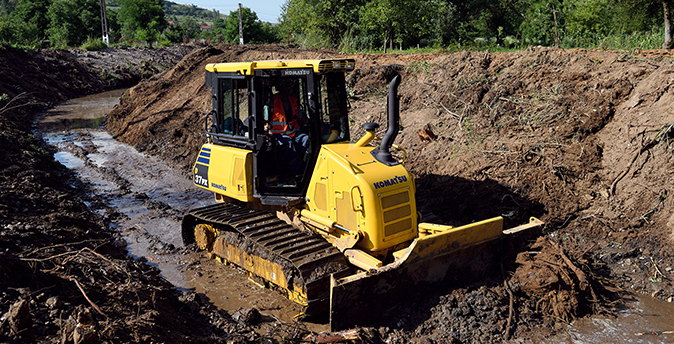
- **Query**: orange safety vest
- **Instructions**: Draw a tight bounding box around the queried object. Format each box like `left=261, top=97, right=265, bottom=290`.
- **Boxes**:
left=270, top=94, right=300, bottom=137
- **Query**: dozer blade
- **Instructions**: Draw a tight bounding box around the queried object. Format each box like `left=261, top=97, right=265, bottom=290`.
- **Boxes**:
left=329, top=216, right=543, bottom=331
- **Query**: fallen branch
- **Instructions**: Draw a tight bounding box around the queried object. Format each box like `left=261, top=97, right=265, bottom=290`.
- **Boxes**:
left=21, top=246, right=130, bottom=280
left=438, top=100, right=461, bottom=120
left=501, top=264, right=515, bottom=340
left=71, top=278, right=107, bottom=318
left=650, top=257, right=667, bottom=281
left=0, top=92, right=46, bottom=114
left=21, top=238, right=107, bottom=256
left=636, top=330, right=674, bottom=336
left=551, top=241, right=589, bottom=292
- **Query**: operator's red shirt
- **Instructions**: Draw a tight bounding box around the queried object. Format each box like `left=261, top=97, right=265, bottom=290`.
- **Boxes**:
left=269, top=94, right=300, bottom=137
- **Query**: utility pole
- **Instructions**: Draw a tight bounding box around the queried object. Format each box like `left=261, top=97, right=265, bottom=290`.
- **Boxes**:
left=238, top=3, right=244, bottom=45
left=100, top=0, right=109, bottom=46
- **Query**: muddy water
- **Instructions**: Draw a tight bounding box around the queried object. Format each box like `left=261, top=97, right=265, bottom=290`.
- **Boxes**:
left=544, top=295, right=674, bottom=343
left=38, top=90, right=312, bottom=331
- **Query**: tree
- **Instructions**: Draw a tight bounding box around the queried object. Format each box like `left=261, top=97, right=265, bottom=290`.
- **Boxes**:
left=13, top=0, right=52, bottom=36
left=448, top=0, right=528, bottom=46
left=520, top=0, right=563, bottom=46
left=280, top=0, right=366, bottom=49
left=614, top=0, right=670, bottom=49
left=118, top=0, right=165, bottom=45
left=0, top=0, right=22, bottom=16
left=430, top=1, right=459, bottom=46
left=46, top=0, right=100, bottom=48
left=180, top=16, right=200, bottom=40
left=358, top=0, right=442, bottom=51
left=223, top=7, right=278, bottom=44
left=564, top=0, right=612, bottom=36
left=359, top=0, right=398, bottom=51
left=664, top=0, right=673, bottom=48
left=0, top=13, right=39, bottom=45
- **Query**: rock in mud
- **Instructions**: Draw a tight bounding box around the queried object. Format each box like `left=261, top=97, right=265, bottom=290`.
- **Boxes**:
left=232, top=307, right=261, bottom=325
left=7, top=299, right=34, bottom=341
left=61, top=305, right=98, bottom=344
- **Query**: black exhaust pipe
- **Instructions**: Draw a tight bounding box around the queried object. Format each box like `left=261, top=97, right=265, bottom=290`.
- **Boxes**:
left=372, top=75, right=401, bottom=166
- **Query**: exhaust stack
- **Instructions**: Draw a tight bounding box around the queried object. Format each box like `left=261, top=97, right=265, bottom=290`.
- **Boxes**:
left=372, top=75, right=401, bottom=166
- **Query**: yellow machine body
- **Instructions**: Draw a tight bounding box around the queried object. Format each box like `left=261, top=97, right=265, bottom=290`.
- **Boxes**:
left=192, top=143, right=254, bottom=202
left=303, top=143, right=417, bottom=254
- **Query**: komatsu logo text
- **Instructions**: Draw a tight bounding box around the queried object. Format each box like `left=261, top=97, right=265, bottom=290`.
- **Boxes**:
left=373, top=175, right=407, bottom=189
left=211, top=182, right=226, bottom=191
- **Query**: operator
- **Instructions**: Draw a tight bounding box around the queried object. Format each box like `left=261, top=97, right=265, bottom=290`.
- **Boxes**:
left=264, top=80, right=309, bottom=173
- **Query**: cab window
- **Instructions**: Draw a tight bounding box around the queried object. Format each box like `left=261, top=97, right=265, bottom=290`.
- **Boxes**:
left=218, top=78, right=248, bottom=137
left=317, top=73, right=349, bottom=143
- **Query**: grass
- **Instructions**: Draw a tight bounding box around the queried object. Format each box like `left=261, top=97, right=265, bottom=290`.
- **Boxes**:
left=654, top=122, right=674, bottom=150
left=80, top=37, right=109, bottom=51
left=100, top=69, right=116, bottom=80
left=455, top=74, right=487, bottom=90
left=405, top=61, right=433, bottom=75
left=337, top=26, right=668, bottom=55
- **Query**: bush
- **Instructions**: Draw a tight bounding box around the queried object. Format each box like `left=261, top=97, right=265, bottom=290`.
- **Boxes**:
left=80, top=37, right=108, bottom=51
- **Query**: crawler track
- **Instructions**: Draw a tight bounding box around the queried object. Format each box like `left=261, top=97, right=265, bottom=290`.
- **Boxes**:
left=182, top=203, right=351, bottom=315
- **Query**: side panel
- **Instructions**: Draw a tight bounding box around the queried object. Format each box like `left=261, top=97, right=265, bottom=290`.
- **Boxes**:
left=304, top=144, right=417, bottom=252
left=192, top=144, right=254, bottom=202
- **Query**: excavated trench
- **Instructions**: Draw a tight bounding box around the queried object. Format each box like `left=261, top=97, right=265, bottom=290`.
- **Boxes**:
left=38, top=90, right=319, bottom=332
left=37, top=89, right=674, bottom=342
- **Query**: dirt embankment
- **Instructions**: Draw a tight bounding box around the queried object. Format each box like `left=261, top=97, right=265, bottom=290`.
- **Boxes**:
left=0, top=46, right=267, bottom=343
left=107, top=44, right=674, bottom=341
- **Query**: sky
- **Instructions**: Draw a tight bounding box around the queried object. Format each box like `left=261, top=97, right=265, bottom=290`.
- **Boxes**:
left=177, top=1, right=286, bottom=23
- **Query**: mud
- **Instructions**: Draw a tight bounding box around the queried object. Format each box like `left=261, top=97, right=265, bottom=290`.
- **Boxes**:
left=3, top=43, right=674, bottom=343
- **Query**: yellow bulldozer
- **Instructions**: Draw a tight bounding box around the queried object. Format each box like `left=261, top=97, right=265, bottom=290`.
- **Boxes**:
left=181, top=59, right=543, bottom=330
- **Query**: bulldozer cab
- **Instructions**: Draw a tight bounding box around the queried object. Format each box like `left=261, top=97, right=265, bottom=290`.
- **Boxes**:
left=203, top=60, right=354, bottom=205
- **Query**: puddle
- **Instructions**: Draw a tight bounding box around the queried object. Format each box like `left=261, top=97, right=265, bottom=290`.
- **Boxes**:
left=40, top=89, right=125, bottom=132
left=543, top=295, right=674, bottom=343
left=39, top=90, right=313, bottom=332
left=53, top=151, right=84, bottom=169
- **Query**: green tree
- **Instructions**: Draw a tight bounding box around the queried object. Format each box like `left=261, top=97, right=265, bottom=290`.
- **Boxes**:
left=0, top=13, right=39, bottom=45
left=14, top=0, right=52, bottom=35
left=118, top=0, right=165, bottom=45
left=359, top=0, right=398, bottom=51
left=450, top=0, right=528, bottom=46
left=430, top=1, right=459, bottom=46
left=224, top=7, right=278, bottom=44
left=520, top=0, right=563, bottom=46
left=614, top=0, right=661, bottom=32
left=181, top=16, right=201, bottom=40
left=358, top=0, right=442, bottom=50
left=0, top=0, right=21, bottom=16
left=280, top=0, right=366, bottom=49
left=564, top=0, right=612, bottom=35
left=260, top=22, right=281, bottom=43
left=46, top=0, right=100, bottom=48
left=105, top=8, right=122, bottom=43
left=5, top=0, right=52, bottom=44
